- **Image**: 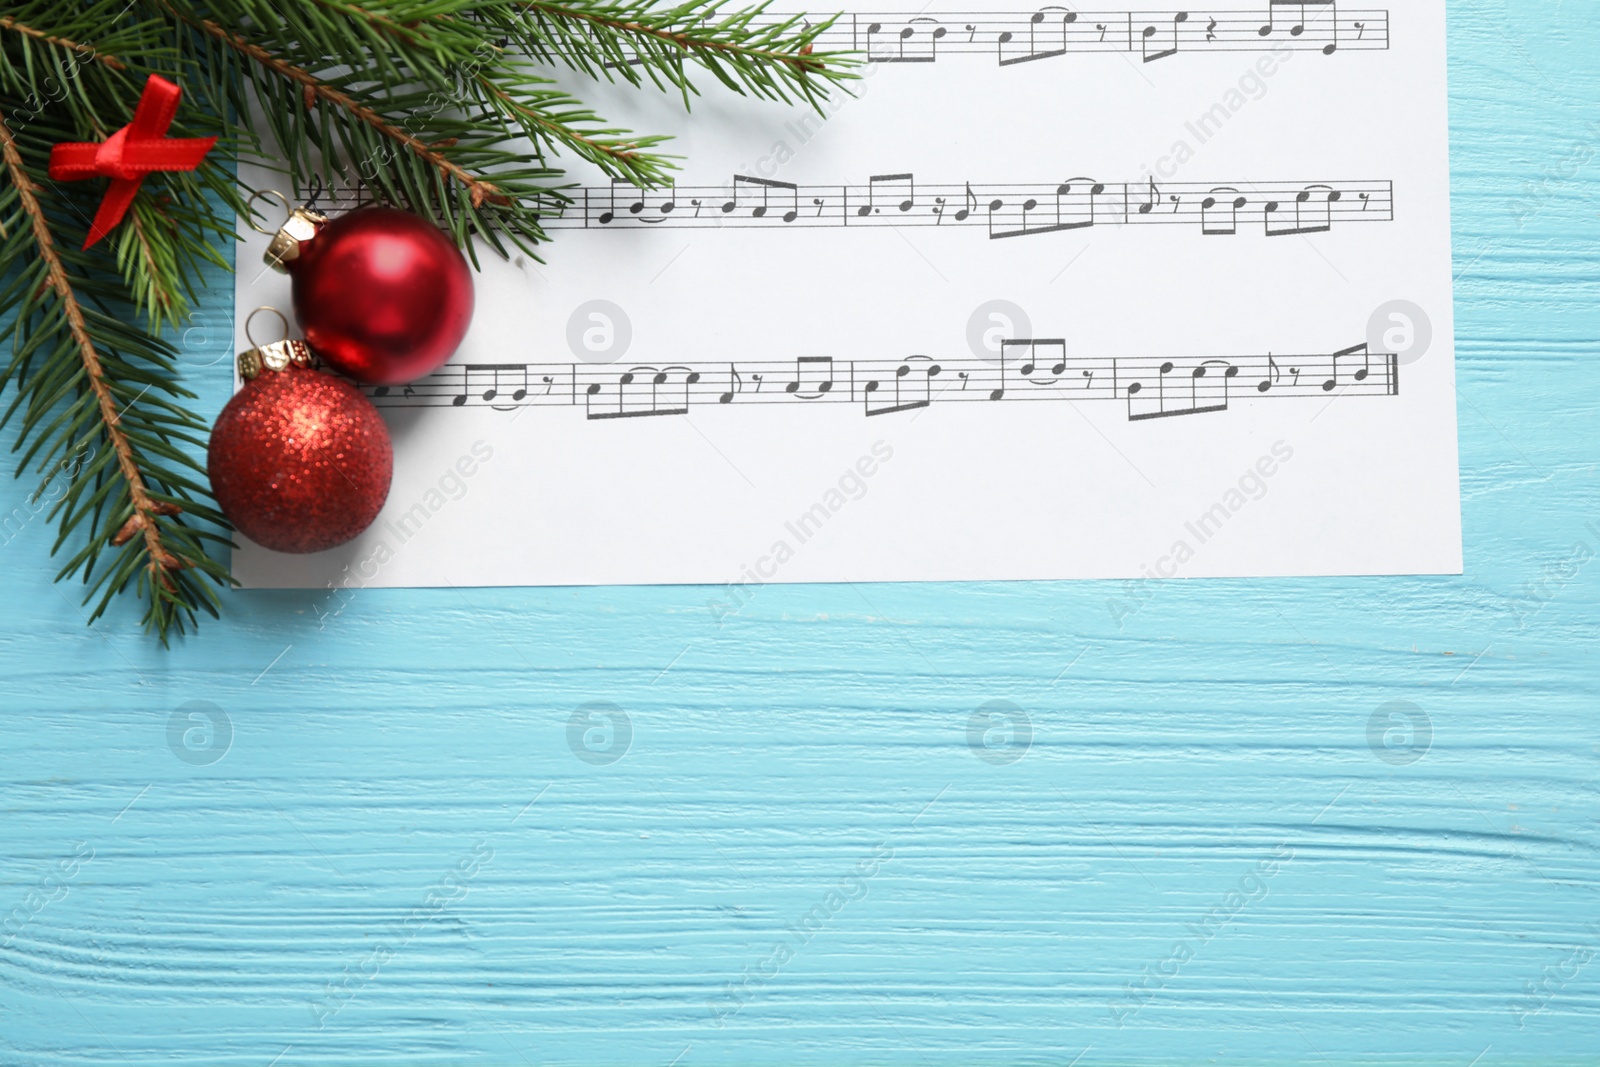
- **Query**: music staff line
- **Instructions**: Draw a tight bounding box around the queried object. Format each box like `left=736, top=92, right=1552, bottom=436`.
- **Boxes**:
left=369, top=343, right=1398, bottom=424
left=541, top=175, right=1394, bottom=240
left=601, top=4, right=1389, bottom=69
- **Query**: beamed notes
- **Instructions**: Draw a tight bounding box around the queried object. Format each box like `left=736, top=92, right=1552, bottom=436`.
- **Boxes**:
left=539, top=176, right=1394, bottom=238
left=370, top=340, right=1398, bottom=423
left=599, top=5, right=1389, bottom=67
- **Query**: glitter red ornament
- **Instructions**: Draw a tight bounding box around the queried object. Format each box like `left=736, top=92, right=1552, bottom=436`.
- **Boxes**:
left=264, top=202, right=474, bottom=386
left=207, top=326, right=392, bottom=554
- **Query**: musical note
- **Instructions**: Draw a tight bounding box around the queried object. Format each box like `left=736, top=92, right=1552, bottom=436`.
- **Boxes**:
left=1265, top=183, right=1340, bottom=236
left=584, top=366, right=700, bottom=420
left=990, top=178, right=1103, bottom=238
left=1349, top=343, right=1372, bottom=381
left=856, top=173, right=916, bottom=217
left=1137, top=177, right=1160, bottom=215
left=1258, top=0, right=1342, bottom=53
left=1325, top=342, right=1373, bottom=390
left=596, top=179, right=624, bottom=225
left=1012, top=338, right=1069, bottom=378
left=864, top=16, right=948, bottom=62
left=1141, top=10, right=1189, bottom=63
left=468, top=364, right=530, bottom=410
left=955, top=183, right=978, bottom=221
left=909, top=16, right=949, bottom=59
left=998, top=6, right=1079, bottom=65
left=1201, top=187, right=1247, bottom=235
left=724, top=175, right=801, bottom=222
left=1257, top=355, right=1281, bottom=393
left=785, top=356, right=837, bottom=398
left=718, top=365, right=742, bottom=404
left=863, top=358, right=938, bottom=416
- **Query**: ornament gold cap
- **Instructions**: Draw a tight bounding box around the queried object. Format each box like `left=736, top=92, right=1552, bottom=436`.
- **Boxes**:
left=247, top=190, right=327, bottom=271
left=239, top=306, right=315, bottom=379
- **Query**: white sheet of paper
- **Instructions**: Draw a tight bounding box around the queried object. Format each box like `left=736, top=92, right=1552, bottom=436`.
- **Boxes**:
left=233, top=2, right=1460, bottom=592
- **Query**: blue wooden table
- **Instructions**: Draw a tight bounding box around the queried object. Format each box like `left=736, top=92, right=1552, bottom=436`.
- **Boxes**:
left=3, top=4, right=1598, bottom=1063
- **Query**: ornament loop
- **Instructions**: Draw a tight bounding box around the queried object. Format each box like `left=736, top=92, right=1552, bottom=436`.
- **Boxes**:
left=244, top=305, right=290, bottom=350
left=253, top=189, right=328, bottom=272
left=239, top=306, right=314, bottom=380
left=245, top=189, right=292, bottom=235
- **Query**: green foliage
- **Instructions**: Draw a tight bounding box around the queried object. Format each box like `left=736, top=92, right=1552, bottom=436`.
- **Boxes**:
left=0, top=0, right=855, bottom=641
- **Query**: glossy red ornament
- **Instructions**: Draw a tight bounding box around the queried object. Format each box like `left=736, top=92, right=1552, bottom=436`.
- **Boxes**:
left=279, top=206, right=474, bottom=385
left=208, top=359, right=393, bottom=554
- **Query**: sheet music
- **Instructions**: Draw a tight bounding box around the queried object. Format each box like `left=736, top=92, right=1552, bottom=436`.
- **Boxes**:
left=234, top=0, right=1460, bottom=593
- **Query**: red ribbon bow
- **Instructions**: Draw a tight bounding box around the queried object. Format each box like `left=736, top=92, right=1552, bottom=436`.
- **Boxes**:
left=48, top=75, right=217, bottom=249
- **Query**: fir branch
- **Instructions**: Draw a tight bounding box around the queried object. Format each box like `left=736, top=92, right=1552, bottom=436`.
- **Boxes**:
left=172, top=8, right=513, bottom=203
left=0, top=106, right=226, bottom=638
left=0, top=114, right=165, bottom=571
left=503, top=0, right=855, bottom=105
left=0, top=16, right=128, bottom=71
left=120, top=200, right=184, bottom=327
left=470, top=69, right=673, bottom=185
left=528, top=1, right=830, bottom=73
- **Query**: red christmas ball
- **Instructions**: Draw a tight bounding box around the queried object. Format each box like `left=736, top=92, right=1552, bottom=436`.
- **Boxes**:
left=288, top=207, right=474, bottom=385
left=208, top=366, right=393, bottom=554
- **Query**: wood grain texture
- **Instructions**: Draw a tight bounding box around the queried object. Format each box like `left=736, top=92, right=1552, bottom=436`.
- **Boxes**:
left=3, top=3, right=1599, bottom=1063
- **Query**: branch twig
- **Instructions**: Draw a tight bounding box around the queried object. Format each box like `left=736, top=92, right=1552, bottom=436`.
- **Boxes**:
left=519, top=1, right=829, bottom=74
left=0, top=108, right=180, bottom=584
left=474, top=74, right=648, bottom=179
left=173, top=11, right=507, bottom=203
left=0, top=15, right=127, bottom=70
